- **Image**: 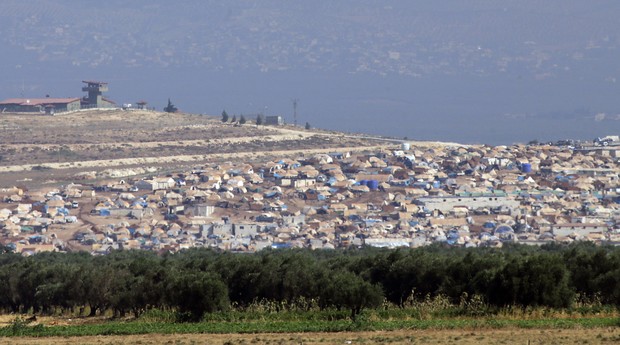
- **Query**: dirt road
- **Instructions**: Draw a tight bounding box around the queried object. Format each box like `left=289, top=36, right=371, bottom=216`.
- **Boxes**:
left=1, top=328, right=619, bottom=345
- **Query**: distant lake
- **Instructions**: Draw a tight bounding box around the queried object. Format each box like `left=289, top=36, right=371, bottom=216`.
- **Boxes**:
left=117, top=68, right=620, bottom=145
left=5, top=64, right=620, bottom=146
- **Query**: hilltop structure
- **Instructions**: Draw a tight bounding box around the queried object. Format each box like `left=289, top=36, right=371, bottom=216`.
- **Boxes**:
left=0, top=81, right=116, bottom=114
left=265, top=115, right=284, bottom=125
left=81, top=80, right=115, bottom=109
left=0, top=97, right=81, bottom=114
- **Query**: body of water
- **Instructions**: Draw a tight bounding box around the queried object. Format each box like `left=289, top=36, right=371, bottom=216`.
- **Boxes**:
left=4, top=64, right=620, bottom=146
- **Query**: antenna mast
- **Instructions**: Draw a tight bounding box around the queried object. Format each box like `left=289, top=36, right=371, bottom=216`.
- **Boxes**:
left=292, top=98, right=298, bottom=126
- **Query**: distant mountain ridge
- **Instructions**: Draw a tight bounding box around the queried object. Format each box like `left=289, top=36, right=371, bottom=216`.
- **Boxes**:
left=1, top=0, right=619, bottom=78
left=2, top=1, right=620, bottom=145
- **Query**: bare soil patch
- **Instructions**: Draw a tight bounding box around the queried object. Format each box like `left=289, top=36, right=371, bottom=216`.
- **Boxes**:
left=1, top=328, right=619, bottom=345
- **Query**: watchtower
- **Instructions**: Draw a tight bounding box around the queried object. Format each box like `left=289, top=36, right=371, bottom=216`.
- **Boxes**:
left=81, top=80, right=109, bottom=108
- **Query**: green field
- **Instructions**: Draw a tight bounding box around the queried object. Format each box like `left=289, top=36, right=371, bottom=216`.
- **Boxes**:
left=1, top=308, right=619, bottom=338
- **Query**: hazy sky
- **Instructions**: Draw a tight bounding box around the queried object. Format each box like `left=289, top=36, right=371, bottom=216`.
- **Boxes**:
left=1, top=0, right=619, bottom=144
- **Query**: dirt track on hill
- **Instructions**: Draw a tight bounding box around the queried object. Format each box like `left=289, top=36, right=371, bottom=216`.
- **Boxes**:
left=0, top=110, right=463, bottom=188
left=0, top=145, right=391, bottom=173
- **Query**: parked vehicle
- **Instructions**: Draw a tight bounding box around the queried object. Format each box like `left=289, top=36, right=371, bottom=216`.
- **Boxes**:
left=594, top=135, right=620, bottom=146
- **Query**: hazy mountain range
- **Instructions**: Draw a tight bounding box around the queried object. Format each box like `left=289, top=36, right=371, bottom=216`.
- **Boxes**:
left=1, top=0, right=619, bottom=144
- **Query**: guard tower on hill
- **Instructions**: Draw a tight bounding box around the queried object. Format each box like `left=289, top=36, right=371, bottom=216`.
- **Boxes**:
left=81, top=80, right=114, bottom=108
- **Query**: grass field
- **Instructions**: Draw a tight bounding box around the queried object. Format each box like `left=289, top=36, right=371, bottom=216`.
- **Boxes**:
left=0, top=314, right=619, bottom=344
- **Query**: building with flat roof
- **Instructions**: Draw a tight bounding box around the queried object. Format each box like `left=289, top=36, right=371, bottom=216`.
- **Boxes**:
left=265, top=115, right=284, bottom=125
left=416, top=195, right=520, bottom=214
left=0, top=80, right=116, bottom=113
left=0, top=98, right=81, bottom=114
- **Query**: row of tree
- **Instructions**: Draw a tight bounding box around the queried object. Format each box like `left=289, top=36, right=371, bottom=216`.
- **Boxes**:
left=221, top=110, right=250, bottom=124
left=0, top=243, right=619, bottom=321
left=221, top=110, right=311, bottom=129
left=161, top=105, right=315, bottom=129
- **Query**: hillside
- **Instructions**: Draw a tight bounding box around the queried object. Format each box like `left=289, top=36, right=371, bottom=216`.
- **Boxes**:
left=0, top=109, right=408, bottom=188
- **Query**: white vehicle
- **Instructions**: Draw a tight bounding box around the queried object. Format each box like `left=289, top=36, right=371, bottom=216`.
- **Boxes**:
left=594, top=135, right=620, bottom=146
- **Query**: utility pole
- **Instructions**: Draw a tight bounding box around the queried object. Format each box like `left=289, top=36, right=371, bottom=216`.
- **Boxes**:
left=292, top=98, right=298, bottom=126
